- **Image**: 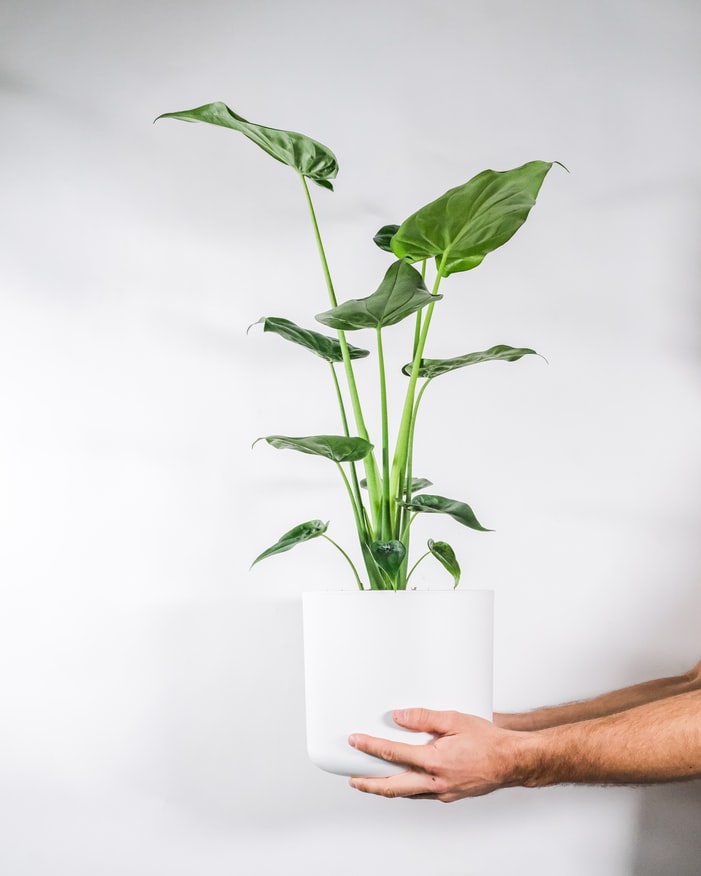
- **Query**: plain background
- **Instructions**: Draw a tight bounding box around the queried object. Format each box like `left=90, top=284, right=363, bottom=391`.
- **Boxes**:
left=2, top=0, right=701, bottom=873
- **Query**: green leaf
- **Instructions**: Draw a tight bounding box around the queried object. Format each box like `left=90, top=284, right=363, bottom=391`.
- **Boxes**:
left=360, top=476, right=432, bottom=494
left=373, top=224, right=400, bottom=252
left=370, top=540, right=407, bottom=579
left=251, top=519, right=328, bottom=567
left=401, top=344, right=541, bottom=378
left=406, top=477, right=433, bottom=493
left=254, top=434, right=373, bottom=463
left=399, top=494, right=492, bottom=532
left=155, top=101, right=338, bottom=189
left=316, top=260, right=440, bottom=331
left=391, top=160, right=560, bottom=276
left=250, top=317, right=369, bottom=362
left=427, top=539, right=461, bottom=588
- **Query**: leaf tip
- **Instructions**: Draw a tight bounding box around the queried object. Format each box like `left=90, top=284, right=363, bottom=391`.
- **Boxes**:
left=246, top=318, right=264, bottom=336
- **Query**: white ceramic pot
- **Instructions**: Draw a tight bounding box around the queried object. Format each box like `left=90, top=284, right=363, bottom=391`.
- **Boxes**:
left=302, top=589, right=493, bottom=777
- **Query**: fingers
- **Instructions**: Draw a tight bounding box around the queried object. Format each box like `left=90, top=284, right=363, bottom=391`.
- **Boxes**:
left=348, top=732, right=430, bottom=769
left=392, top=707, right=461, bottom=735
left=349, top=771, right=443, bottom=798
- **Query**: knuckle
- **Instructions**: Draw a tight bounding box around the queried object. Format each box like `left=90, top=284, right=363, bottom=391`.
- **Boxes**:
left=410, top=707, right=433, bottom=728
left=379, top=746, right=398, bottom=763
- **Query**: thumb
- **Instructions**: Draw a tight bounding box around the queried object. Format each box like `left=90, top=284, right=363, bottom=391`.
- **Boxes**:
left=393, top=708, right=461, bottom=735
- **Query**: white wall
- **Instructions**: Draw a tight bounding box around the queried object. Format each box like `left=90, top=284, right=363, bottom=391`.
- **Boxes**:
left=2, top=1, right=701, bottom=873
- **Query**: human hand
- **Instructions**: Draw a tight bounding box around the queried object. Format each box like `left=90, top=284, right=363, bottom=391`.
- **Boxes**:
left=348, top=708, right=531, bottom=802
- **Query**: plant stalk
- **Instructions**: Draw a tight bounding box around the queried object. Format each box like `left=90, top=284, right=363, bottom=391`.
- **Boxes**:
left=389, top=265, right=445, bottom=506
left=322, top=535, right=365, bottom=590
left=300, top=175, right=383, bottom=530
left=329, top=363, right=369, bottom=537
left=376, top=327, right=392, bottom=540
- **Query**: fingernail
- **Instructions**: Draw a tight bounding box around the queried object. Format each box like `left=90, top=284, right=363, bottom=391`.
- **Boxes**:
left=394, top=710, right=408, bottom=723
left=348, top=734, right=358, bottom=747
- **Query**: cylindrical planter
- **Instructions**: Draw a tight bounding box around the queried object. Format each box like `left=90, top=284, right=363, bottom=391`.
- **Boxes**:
left=303, top=589, right=493, bottom=777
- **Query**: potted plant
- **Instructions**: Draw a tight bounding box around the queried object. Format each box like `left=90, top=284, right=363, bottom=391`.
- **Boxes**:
left=156, top=102, right=561, bottom=776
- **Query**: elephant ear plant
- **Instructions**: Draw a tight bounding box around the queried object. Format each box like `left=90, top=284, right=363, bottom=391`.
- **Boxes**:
left=156, top=102, right=562, bottom=591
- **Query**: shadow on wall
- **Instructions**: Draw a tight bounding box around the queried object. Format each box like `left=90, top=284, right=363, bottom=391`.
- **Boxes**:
left=632, top=781, right=701, bottom=876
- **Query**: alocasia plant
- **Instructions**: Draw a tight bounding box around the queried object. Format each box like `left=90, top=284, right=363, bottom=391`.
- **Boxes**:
left=156, top=102, right=562, bottom=591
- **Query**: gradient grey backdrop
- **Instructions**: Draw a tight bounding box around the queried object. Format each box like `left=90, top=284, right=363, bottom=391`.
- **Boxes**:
left=2, top=1, right=701, bottom=873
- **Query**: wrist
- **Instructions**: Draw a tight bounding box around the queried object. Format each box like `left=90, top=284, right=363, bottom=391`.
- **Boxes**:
left=495, top=728, right=549, bottom=789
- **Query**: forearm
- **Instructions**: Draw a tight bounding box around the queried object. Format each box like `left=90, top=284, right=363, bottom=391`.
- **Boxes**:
left=513, top=689, right=701, bottom=788
left=497, top=663, right=701, bottom=731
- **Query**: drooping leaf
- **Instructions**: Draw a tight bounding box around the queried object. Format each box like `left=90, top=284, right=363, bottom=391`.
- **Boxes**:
left=251, top=519, right=328, bottom=567
left=401, top=344, right=541, bottom=378
left=391, top=161, right=561, bottom=276
left=155, top=101, right=338, bottom=189
left=316, top=260, right=440, bottom=331
left=250, top=317, right=369, bottom=362
left=427, top=539, right=461, bottom=588
left=399, top=494, right=492, bottom=532
left=370, top=540, right=407, bottom=579
left=360, top=476, right=433, bottom=494
left=373, top=224, right=400, bottom=252
left=254, top=434, right=373, bottom=463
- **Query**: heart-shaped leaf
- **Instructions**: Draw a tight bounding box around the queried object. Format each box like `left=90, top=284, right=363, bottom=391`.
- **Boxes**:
left=251, top=519, right=328, bottom=567
left=373, top=224, right=400, bottom=252
left=427, top=539, right=461, bottom=588
left=401, top=344, right=541, bottom=378
left=251, top=317, right=369, bottom=362
left=155, top=101, right=338, bottom=189
left=254, top=434, right=373, bottom=463
left=316, top=260, right=440, bottom=331
left=391, top=161, right=560, bottom=275
left=399, top=494, right=491, bottom=532
left=370, top=540, right=407, bottom=579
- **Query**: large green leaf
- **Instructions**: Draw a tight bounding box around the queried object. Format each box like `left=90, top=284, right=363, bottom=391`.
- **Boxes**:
left=254, top=434, right=373, bottom=463
left=251, top=317, right=369, bottom=362
left=251, top=519, right=328, bottom=567
left=391, top=161, right=559, bottom=276
left=427, top=539, right=461, bottom=588
left=373, top=224, right=400, bottom=253
left=155, top=101, right=338, bottom=189
left=399, top=494, right=491, bottom=532
left=370, top=540, right=407, bottom=579
left=316, top=260, right=439, bottom=331
left=402, top=344, right=541, bottom=377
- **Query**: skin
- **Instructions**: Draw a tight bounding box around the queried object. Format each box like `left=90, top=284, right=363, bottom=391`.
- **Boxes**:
left=348, top=660, right=701, bottom=802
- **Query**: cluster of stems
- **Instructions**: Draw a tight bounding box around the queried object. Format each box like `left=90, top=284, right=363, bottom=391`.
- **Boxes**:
left=301, top=176, right=443, bottom=591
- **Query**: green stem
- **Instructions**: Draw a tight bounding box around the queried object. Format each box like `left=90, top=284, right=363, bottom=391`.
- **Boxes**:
left=411, top=261, right=427, bottom=359
left=390, top=265, right=445, bottom=503
left=406, top=550, right=430, bottom=585
left=300, top=174, right=383, bottom=530
left=376, top=327, right=392, bottom=540
left=322, top=535, right=365, bottom=590
left=399, top=376, right=433, bottom=536
left=329, top=363, right=367, bottom=535
left=335, top=461, right=364, bottom=537
left=400, top=511, right=419, bottom=543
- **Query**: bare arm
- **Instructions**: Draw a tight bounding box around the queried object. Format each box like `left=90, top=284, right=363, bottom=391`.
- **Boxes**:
left=348, top=687, right=701, bottom=802
left=495, top=659, right=701, bottom=730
